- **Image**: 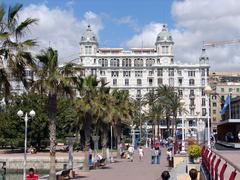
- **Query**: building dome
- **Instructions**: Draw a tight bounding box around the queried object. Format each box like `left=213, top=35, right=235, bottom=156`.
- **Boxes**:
left=155, top=24, right=173, bottom=44
left=80, top=25, right=98, bottom=45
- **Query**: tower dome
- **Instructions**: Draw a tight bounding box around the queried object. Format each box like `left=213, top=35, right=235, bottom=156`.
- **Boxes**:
left=155, top=24, right=173, bottom=45
left=80, top=25, right=98, bottom=45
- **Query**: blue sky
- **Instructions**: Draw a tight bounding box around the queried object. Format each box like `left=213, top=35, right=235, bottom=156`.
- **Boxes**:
left=3, top=0, right=240, bottom=71
left=5, top=0, right=174, bottom=47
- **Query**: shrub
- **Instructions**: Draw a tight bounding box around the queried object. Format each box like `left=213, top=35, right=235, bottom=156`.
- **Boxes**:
left=188, top=144, right=201, bottom=159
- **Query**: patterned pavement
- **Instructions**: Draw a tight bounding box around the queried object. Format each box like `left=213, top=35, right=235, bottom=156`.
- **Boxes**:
left=80, top=147, right=173, bottom=180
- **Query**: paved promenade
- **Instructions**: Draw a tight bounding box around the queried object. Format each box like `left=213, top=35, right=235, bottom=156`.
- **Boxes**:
left=80, top=148, right=173, bottom=180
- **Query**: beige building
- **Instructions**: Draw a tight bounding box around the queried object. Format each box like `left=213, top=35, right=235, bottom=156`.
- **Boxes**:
left=210, top=72, right=240, bottom=132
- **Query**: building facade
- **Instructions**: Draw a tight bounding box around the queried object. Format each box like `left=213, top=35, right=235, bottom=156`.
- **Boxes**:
left=78, top=25, right=210, bottom=138
left=210, top=78, right=240, bottom=132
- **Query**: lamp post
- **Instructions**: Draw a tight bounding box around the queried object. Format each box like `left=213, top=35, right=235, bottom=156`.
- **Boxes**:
left=144, top=122, right=148, bottom=148
left=17, top=110, right=36, bottom=180
left=180, top=99, right=186, bottom=154
left=130, top=124, right=136, bottom=147
left=204, top=85, right=212, bottom=149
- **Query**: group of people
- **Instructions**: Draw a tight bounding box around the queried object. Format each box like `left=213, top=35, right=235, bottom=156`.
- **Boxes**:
left=158, top=168, right=198, bottom=180
left=151, top=145, right=161, bottom=164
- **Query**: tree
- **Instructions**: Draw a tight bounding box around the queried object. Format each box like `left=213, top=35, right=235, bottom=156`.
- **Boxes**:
left=0, top=4, right=38, bottom=100
left=35, top=48, right=76, bottom=180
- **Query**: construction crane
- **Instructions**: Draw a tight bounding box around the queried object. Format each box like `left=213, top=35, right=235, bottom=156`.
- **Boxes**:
left=203, top=39, right=240, bottom=47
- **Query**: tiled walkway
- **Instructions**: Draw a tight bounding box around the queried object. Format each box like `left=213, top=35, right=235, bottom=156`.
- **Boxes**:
left=81, top=148, right=173, bottom=180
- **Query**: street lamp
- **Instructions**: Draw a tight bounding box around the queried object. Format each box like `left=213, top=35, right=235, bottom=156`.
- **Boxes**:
left=17, top=110, right=35, bottom=180
left=204, top=85, right=212, bottom=149
left=144, top=122, right=148, bottom=148
left=130, top=124, right=136, bottom=147
left=180, top=99, right=186, bottom=154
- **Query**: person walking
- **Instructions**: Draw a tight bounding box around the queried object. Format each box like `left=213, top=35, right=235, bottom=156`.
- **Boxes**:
left=151, top=147, right=155, bottom=164
left=138, top=146, right=144, bottom=160
left=128, top=145, right=134, bottom=162
left=166, top=148, right=173, bottom=167
left=189, top=168, right=198, bottom=180
left=155, top=147, right=161, bottom=164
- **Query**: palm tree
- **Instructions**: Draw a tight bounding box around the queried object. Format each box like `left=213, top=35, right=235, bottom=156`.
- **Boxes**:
left=75, top=75, right=99, bottom=170
left=35, top=48, right=76, bottom=180
left=0, top=4, right=38, bottom=100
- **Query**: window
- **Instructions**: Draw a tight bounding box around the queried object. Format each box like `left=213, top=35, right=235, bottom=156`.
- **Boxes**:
left=178, top=78, right=183, bottom=86
left=110, top=58, right=119, bottom=67
left=188, top=71, right=195, bottom=77
left=202, top=108, right=207, bottom=116
left=91, top=69, right=96, bottom=76
left=237, top=88, right=240, bottom=92
left=157, top=58, right=160, bottom=64
left=122, top=58, right=132, bottom=67
left=213, top=102, right=217, bottom=107
left=213, top=110, right=216, bottom=114
left=158, top=78, right=163, bottom=85
left=202, top=89, right=205, bottom=96
left=125, top=79, right=129, bottom=86
left=137, top=79, right=142, bottom=86
left=189, top=79, right=195, bottom=86
left=99, top=59, right=108, bottom=67
left=201, top=78, right=205, bottom=86
left=190, top=99, right=195, bottom=106
left=85, top=46, right=92, bottom=54
left=177, top=70, right=182, bottom=76
left=123, top=71, right=131, bottom=77
left=178, top=90, right=183, bottom=96
left=137, top=89, right=141, bottom=95
left=111, top=71, right=119, bottom=77
left=157, top=68, right=163, bottom=76
left=190, top=90, right=194, bottom=96
left=169, top=78, right=174, bottom=86
left=148, top=70, right=154, bottom=76
left=134, top=58, right=143, bottom=67
left=146, top=58, right=154, bottom=67
left=202, top=98, right=206, bottom=106
left=100, top=70, right=105, bottom=76
left=168, top=68, right=174, bottom=76
left=221, top=88, right=224, bottom=92
left=113, top=79, right=117, bottom=86
left=229, top=88, right=233, bottom=93
left=213, top=117, right=216, bottom=121
left=162, top=46, right=169, bottom=54
left=135, top=71, right=143, bottom=77
left=201, top=68, right=205, bottom=76
left=148, top=78, right=153, bottom=86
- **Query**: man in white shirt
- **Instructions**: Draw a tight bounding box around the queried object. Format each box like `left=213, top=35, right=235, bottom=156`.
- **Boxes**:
left=128, top=145, right=134, bottom=162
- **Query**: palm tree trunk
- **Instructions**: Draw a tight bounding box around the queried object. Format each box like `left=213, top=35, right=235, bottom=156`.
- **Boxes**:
left=101, top=128, right=108, bottom=158
left=157, top=119, right=160, bottom=140
left=48, top=93, right=57, bottom=180
left=166, top=113, right=170, bottom=138
left=83, top=113, right=91, bottom=171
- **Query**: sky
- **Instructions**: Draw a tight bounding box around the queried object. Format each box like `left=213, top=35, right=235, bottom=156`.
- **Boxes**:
left=3, top=0, right=240, bottom=71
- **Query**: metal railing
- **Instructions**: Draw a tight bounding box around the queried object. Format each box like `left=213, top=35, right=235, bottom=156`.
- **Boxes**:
left=201, top=146, right=239, bottom=180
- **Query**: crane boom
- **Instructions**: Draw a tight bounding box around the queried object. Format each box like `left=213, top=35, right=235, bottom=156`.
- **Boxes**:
left=203, top=39, right=240, bottom=47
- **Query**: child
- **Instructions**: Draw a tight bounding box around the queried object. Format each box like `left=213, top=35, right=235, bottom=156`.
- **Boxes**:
left=138, top=146, right=144, bottom=160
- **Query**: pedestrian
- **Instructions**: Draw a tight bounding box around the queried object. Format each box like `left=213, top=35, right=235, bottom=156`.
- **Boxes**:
left=189, top=168, right=198, bottom=180
left=156, top=147, right=161, bottom=164
left=138, top=146, right=144, bottom=160
left=166, top=148, right=173, bottom=167
left=161, top=170, right=170, bottom=180
left=128, top=145, right=134, bottom=162
left=151, top=147, right=155, bottom=164
left=26, top=168, right=39, bottom=180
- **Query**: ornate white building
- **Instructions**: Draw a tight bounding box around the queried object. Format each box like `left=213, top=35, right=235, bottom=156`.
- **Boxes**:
left=79, top=25, right=210, bottom=138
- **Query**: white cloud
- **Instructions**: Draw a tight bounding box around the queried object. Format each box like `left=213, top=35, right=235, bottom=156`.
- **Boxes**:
left=19, top=4, right=103, bottom=63
left=124, top=22, right=163, bottom=48
left=125, top=0, right=240, bottom=71
left=114, top=16, right=139, bottom=32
